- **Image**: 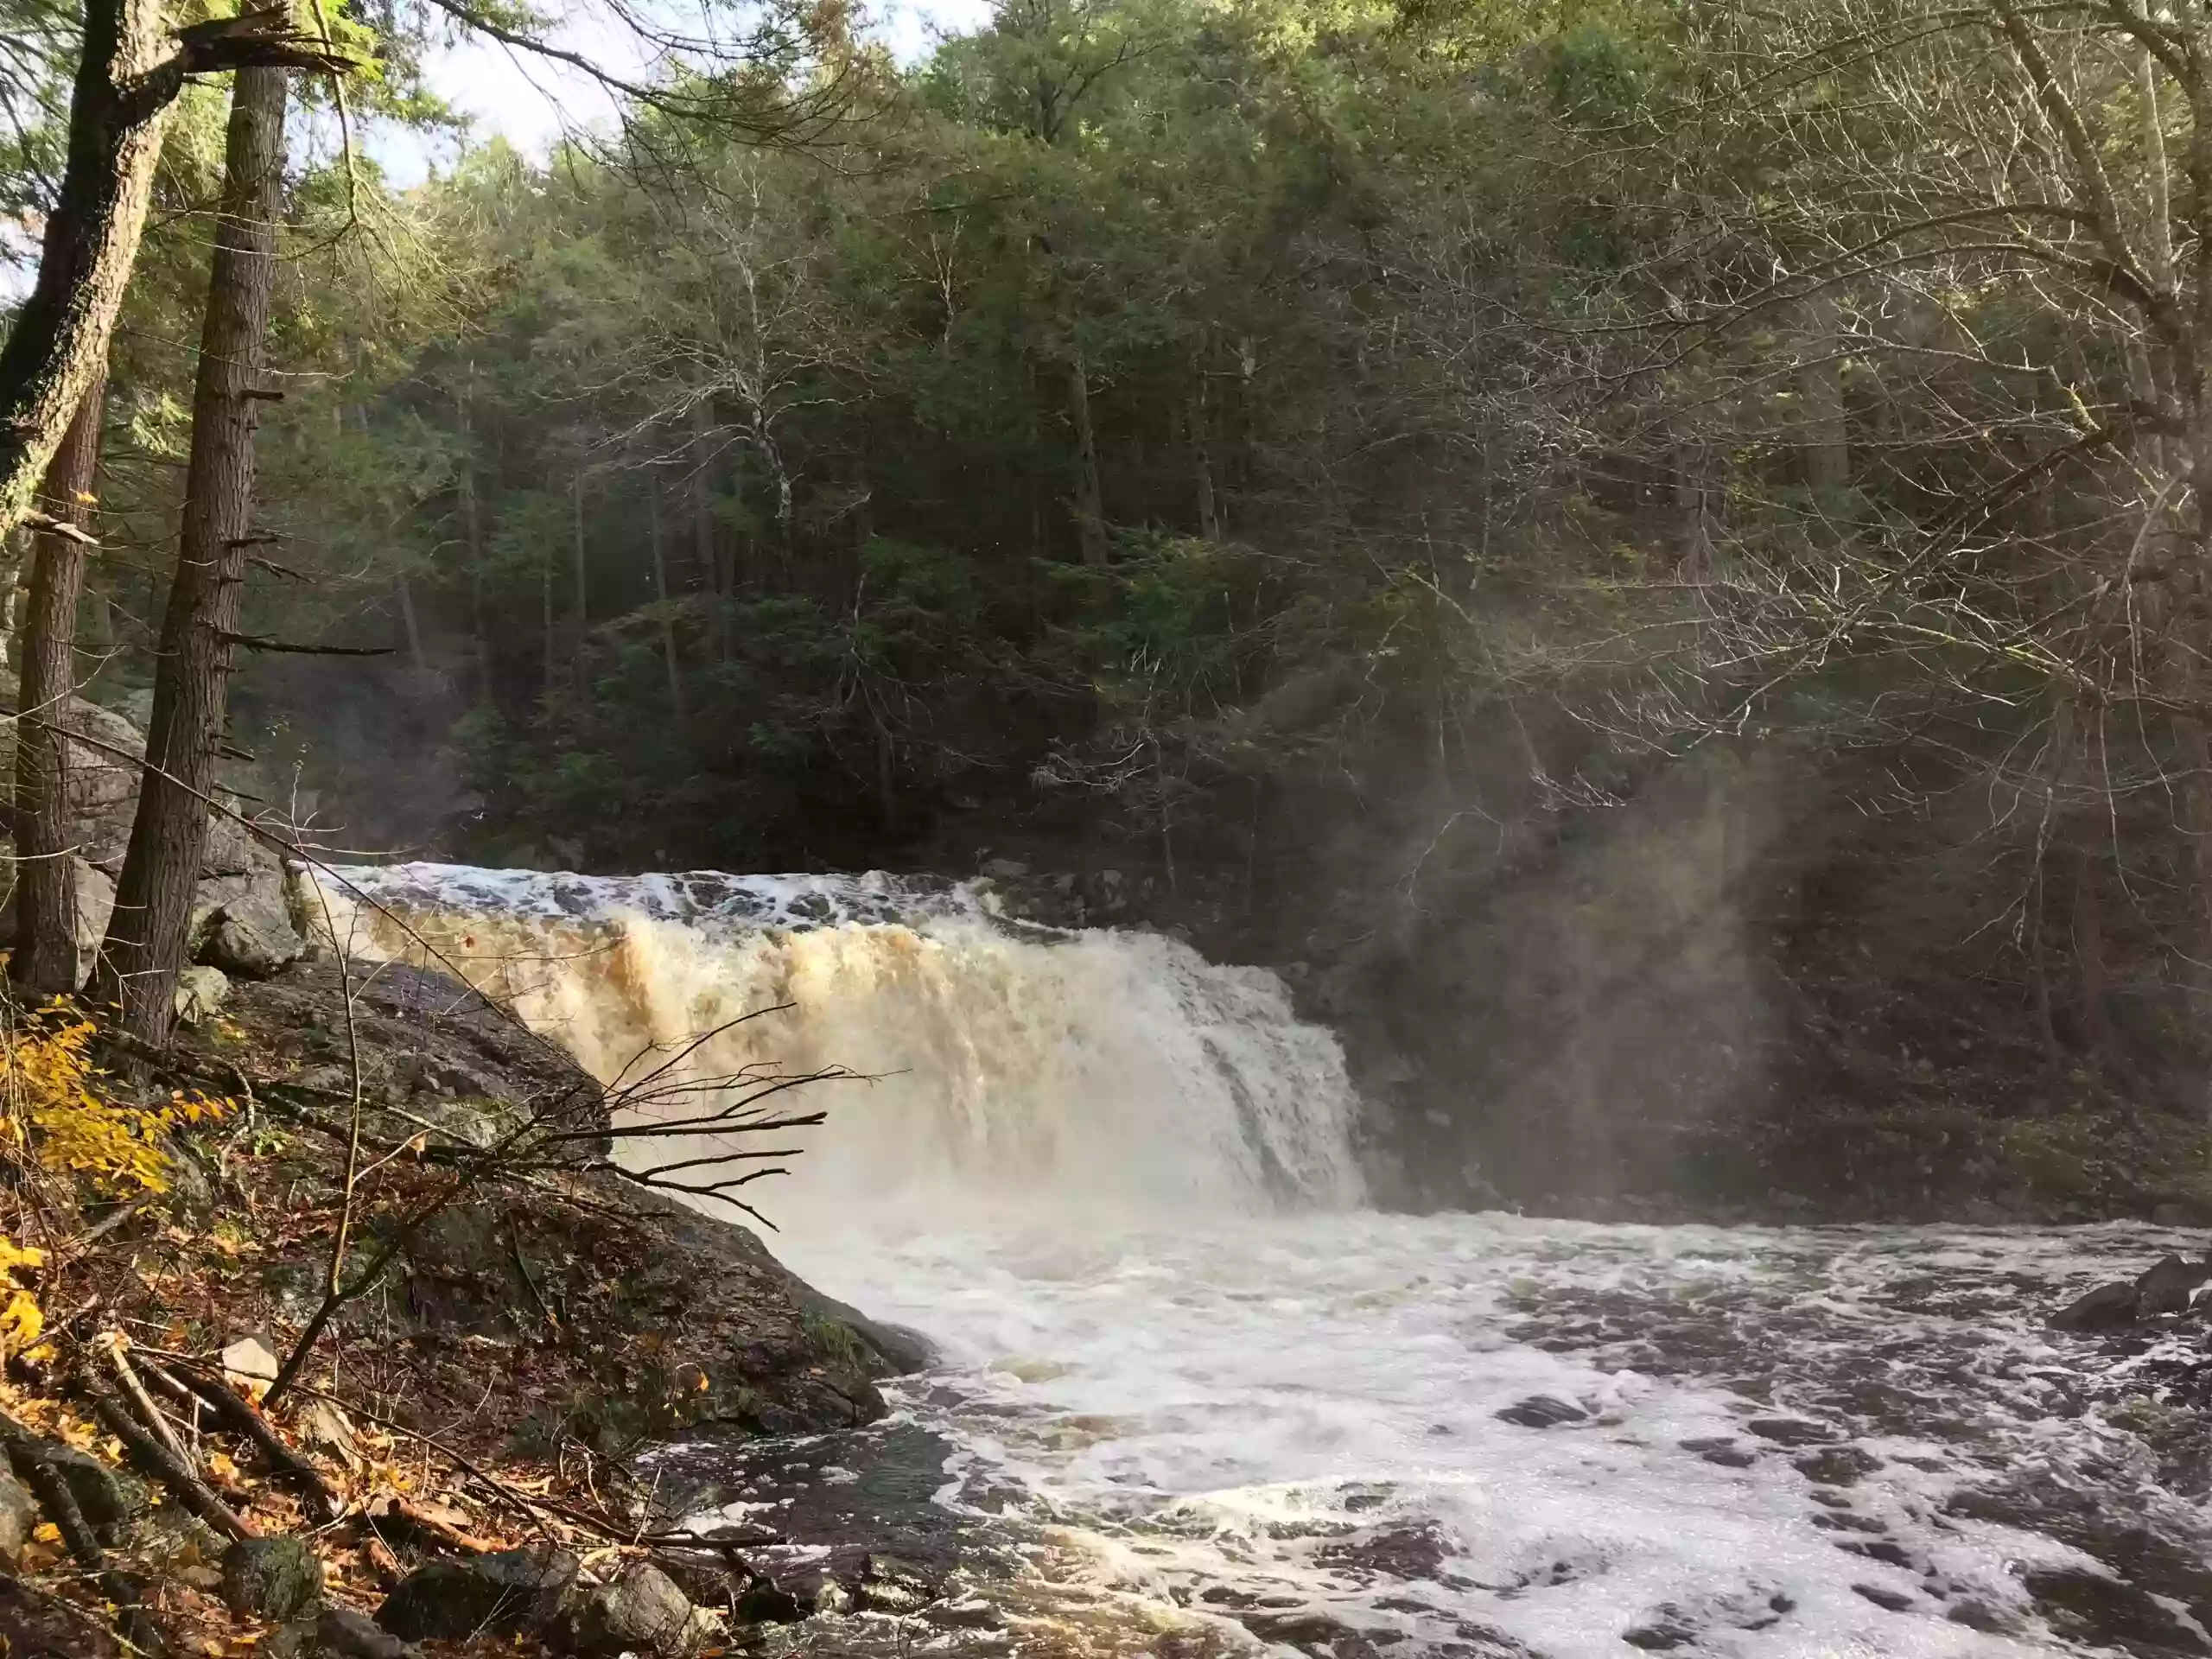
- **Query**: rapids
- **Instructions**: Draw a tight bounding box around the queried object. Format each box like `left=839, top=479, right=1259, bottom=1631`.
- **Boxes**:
left=314, top=861, right=2212, bottom=1659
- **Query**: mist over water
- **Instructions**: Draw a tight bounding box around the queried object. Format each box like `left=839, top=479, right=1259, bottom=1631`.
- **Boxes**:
left=315, top=862, right=2186, bottom=1659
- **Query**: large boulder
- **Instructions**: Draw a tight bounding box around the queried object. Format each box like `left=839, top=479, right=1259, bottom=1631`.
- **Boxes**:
left=2050, top=1280, right=2140, bottom=1332
left=377, top=1547, right=580, bottom=1643
left=0, top=1471, right=35, bottom=1567
left=2136, top=1254, right=2212, bottom=1315
left=196, top=899, right=302, bottom=979
left=0, top=696, right=145, bottom=865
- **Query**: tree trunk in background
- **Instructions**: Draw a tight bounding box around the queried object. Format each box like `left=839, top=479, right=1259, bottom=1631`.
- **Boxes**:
left=0, top=0, right=175, bottom=543
left=540, top=541, right=555, bottom=702
left=1797, top=289, right=1849, bottom=495
left=693, top=397, right=728, bottom=664
left=1191, top=364, right=1219, bottom=541
left=395, top=576, right=427, bottom=673
left=1069, top=346, right=1107, bottom=566
left=1672, top=442, right=1710, bottom=580
left=570, top=474, right=588, bottom=695
left=95, top=66, right=288, bottom=1044
left=461, top=368, right=491, bottom=702
left=648, top=486, right=686, bottom=726
left=13, top=372, right=107, bottom=995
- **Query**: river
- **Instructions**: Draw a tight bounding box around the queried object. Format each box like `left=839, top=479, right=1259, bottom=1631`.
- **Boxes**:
left=314, top=863, right=2212, bottom=1659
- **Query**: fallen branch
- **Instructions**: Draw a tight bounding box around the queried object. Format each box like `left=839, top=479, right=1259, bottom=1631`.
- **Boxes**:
left=220, top=632, right=395, bottom=657
left=0, top=1413, right=106, bottom=1567
left=99, top=1338, right=191, bottom=1472
left=86, top=1390, right=256, bottom=1542
left=149, top=1358, right=339, bottom=1524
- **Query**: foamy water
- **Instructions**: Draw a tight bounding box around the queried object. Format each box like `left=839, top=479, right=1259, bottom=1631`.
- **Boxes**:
left=769, top=1215, right=2202, bottom=1658
left=313, top=861, right=2207, bottom=1657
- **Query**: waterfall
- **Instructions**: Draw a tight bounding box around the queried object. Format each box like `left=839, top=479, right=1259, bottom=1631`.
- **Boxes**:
left=308, top=863, right=1364, bottom=1224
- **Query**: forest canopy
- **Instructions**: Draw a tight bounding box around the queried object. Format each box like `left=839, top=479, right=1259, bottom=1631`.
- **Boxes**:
left=8, top=0, right=2212, bottom=1119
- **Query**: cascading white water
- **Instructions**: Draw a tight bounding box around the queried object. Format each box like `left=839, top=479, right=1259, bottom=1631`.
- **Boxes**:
left=310, top=862, right=1364, bottom=1224
left=308, top=860, right=2180, bottom=1659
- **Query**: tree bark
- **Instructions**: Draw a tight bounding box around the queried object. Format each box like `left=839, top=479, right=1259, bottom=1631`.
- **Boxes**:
left=460, top=366, right=491, bottom=703
left=570, top=473, right=588, bottom=695
left=1190, top=365, right=1219, bottom=542
left=0, top=0, right=176, bottom=543
left=96, top=66, right=289, bottom=1044
left=540, top=538, right=556, bottom=702
left=394, top=576, right=427, bottom=673
left=12, top=372, right=107, bottom=995
left=1069, top=346, right=1107, bottom=566
left=692, top=397, right=728, bottom=664
left=648, top=486, right=686, bottom=726
left=1796, top=289, right=1850, bottom=495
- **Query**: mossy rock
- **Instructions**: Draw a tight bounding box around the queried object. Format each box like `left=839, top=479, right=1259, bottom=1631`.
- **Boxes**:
left=223, top=1535, right=325, bottom=1622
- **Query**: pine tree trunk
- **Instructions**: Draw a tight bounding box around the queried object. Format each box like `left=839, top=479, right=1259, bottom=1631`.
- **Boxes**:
left=461, top=367, right=491, bottom=702
left=12, top=372, right=107, bottom=995
left=395, top=576, right=426, bottom=673
left=95, top=65, right=288, bottom=1044
left=1069, top=346, right=1107, bottom=566
left=649, top=486, right=686, bottom=726
left=570, top=474, right=588, bottom=696
left=540, top=540, right=555, bottom=702
left=1191, top=364, right=1219, bottom=541
left=0, top=0, right=177, bottom=543
left=693, top=397, right=728, bottom=664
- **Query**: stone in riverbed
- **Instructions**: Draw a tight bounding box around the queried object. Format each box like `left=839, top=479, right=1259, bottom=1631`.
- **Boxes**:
left=1496, top=1395, right=1586, bottom=1428
left=2050, top=1280, right=2140, bottom=1332
left=858, top=1553, right=945, bottom=1613
left=1853, top=1584, right=1914, bottom=1612
left=2025, top=1567, right=2212, bottom=1656
left=2135, top=1254, right=2212, bottom=1316
left=1746, top=1418, right=1839, bottom=1446
left=1792, top=1446, right=1881, bottom=1484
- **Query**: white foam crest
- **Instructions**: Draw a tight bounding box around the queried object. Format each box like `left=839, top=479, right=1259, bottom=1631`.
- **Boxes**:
left=308, top=861, right=1363, bottom=1221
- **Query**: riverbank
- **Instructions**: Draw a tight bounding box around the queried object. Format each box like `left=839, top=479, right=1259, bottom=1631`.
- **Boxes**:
left=0, top=952, right=943, bottom=1658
